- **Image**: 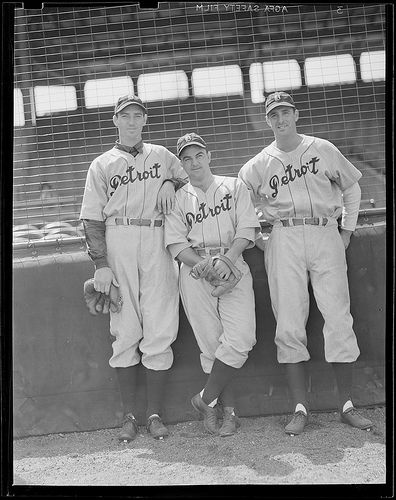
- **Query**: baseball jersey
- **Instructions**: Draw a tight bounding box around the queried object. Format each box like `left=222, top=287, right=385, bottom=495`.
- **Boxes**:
left=165, top=175, right=261, bottom=259
left=238, top=135, right=362, bottom=224
left=80, top=143, right=187, bottom=221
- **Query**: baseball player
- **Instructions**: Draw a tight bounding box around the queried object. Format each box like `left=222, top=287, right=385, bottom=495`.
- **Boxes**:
left=80, top=94, right=188, bottom=441
left=165, top=133, right=261, bottom=436
left=238, top=92, right=373, bottom=436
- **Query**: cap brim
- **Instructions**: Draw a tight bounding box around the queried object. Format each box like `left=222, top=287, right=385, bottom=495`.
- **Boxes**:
left=178, top=141, right=207, bottom=156
left=115, top=101, right=147, bottom=114
left=266, top=102, right=295, bottom=115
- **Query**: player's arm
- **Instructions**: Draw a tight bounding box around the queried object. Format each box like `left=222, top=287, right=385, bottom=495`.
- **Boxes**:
left=80, top=161, right=117, bottom=294
left=157, top=149, right=189, bottom=214
left=339, top=182, right=361, bottom=249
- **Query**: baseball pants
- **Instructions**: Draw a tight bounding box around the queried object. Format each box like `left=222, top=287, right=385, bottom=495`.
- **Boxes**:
left=105, top=224, right=179, bottom=370
left=179, top=256, right=256, bottom=374
left=264, top=218, right=360, bottom=364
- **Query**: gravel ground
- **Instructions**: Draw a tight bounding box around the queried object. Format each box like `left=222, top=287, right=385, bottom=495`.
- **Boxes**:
left=13, top=406, right=386, bottom=486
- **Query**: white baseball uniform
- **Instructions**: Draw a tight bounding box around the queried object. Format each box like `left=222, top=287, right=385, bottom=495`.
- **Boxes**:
left=80, top=143, right=187, bottom=369
left=238, top=134, right=362, bottom=363
left=165, top=175, right=261, bottom=374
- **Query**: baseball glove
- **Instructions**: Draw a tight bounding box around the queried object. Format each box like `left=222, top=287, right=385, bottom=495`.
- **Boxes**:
left=83, top=278, right=123, bottom=315
left=189, top=254, right=242, bottom=297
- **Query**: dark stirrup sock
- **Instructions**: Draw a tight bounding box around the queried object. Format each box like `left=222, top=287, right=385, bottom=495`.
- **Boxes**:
left=115, top=365, right=139, bottom=415
left=202, top=358, right=238, bottom=406
left=219, top=378, right=236, bottom=408
left=284, top=362, right=309, bottom=411
left=331, top=362, right=354, bottom=411
left=145, top=368, right=170, bottom=419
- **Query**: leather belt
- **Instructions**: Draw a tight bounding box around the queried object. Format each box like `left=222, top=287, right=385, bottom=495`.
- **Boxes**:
left=195, top=247, right=229, bottom=256
left=280, top=217, right=328, bottom=227
left=114, top=217, right=163, bottom=227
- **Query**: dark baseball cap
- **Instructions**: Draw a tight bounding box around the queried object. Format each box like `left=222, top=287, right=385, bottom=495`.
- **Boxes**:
left=114, top=94, right=147, bottom=114
left=177, top=133, right=207, bottom=156
left=265, top=91, right=296, bottom=115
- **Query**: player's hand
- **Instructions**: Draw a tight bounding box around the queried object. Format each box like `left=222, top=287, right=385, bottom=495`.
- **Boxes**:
left=339, top=228, right=353, bottom=249
left=213, top=258, right=231, bottom=280
left=94, top=267, right=119, bottom=295
left=157, top=181, right=175, bottom=214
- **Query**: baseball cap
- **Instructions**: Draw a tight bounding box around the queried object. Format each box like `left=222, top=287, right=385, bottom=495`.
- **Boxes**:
left=177, top=133, right=207, bottom=156
left=114, top=94, right=147, bottom=114
left=265, top=91, right=296, bottom=115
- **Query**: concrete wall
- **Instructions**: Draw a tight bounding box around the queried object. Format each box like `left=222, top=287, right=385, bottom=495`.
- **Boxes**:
left=13, top=223, right=386, bottom=438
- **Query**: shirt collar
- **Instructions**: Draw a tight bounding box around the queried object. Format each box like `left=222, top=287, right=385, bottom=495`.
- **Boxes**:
left=115, top=140, right=143, bottom=157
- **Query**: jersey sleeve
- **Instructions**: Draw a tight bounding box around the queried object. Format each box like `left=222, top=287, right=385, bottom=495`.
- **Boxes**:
left=238, top=157, right=266, bottom=205
left=79, top=158, right=109, bottom=221
left=323, top=140, right=362, bottom=190
left=164, top=195, right=192, bottom=259
left=234, top=179, right=262, bottom=249
left=165, top=148, right=189, bottom=183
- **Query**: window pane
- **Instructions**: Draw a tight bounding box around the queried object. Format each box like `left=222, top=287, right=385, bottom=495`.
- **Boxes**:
left=249, top=63, right=265, bottom=103
left=34, top=85, right=77, bottom=117
left=263, top=60, right=302, bottom=92
left=137, top=71, right=189, bottom=102
left=14, top=88, right=25, bottom=127
left=360, top=51, right=385, bottom=82
left=192, top=65, right=243, bottom=98
left=84, top=76, right=134, bottom=109
left=304, top=54, right=356, bottom=86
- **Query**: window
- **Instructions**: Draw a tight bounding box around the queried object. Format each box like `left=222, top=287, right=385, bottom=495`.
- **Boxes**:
left=84, top=76, right=134, bottom=109
left=14, top=88, right=25, bottom=127
left=304, top=54, right=356, bottom=86
left=137, top=71, right=189, bottom=102
left=360, top=51, right=385, bottom=82
left=250, top=60, right=301, bottom=102
left=34, top=85, right=78, bottom=117
left=192, top=65, right=243, bottom=98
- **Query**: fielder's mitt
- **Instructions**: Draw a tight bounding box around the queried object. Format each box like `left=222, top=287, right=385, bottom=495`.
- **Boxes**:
left=189, top=254, right=242, bottom=297
left=83, top=278, right=123, bottom=315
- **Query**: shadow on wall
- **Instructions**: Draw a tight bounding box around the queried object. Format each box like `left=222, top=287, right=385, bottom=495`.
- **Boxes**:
left=12, top=222, right=386, bottom=438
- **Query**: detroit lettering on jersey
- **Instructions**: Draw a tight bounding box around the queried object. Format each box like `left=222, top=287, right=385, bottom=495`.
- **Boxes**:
left=269, top=156, right=319, bottom=198
left=109, top=163, right=161, bottom=196
left=185, top=193, right=232, bottom=226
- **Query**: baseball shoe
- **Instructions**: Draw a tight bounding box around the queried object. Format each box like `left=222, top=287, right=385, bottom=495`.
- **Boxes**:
left=118, top=413, right=138, bottom=442
left=219, top=407, right=240, bottom=437
left=340, top=407, right=373, bottom=430
left=191, top=393, right=219, bottom=434
left=285, top=410, right=308, bottom=436
left=146, top=415, right=169, bottom=439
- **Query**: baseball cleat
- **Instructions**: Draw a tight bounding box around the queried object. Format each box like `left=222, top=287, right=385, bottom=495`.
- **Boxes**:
left=340, top=407, right=373, bottom=430
left=118, top=413, right=138, bottom=442
left=191, top=393, right=219, bottom=434
left=219, top=408, right=240, bottom=437
left=146, top=415, right=169, bottom=439
left=285, top=410, right=308, bottom=435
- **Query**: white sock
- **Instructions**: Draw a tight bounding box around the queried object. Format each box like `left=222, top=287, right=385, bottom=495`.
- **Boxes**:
left=200, top=389, right=217, bottom=408
left=295, top=403, right=307, bottom=415
left=342, top=400, right=354, bottom=413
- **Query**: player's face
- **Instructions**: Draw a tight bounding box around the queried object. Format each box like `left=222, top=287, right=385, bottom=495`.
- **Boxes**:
left=113, top=104, right=147, bottom=144
left=180, top=146, right=211, bottom=179
left=266, top=106, right=298, bottom=137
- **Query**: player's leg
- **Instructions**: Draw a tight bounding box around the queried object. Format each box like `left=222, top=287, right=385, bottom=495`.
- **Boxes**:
left=217, top=378, right=241, bottom=437
left=138, top=227, right=180, bottom=438
left=213, top=259, right=256, bottom=436
left=308, top=223, right=371, bottom=429
left=106, top=226, right=143, bottom=441
left=115, top=365, right=140, bottom=442
left=179, top=263, right=227, bottom=434
left=265, top=225, right=311, bottom=434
